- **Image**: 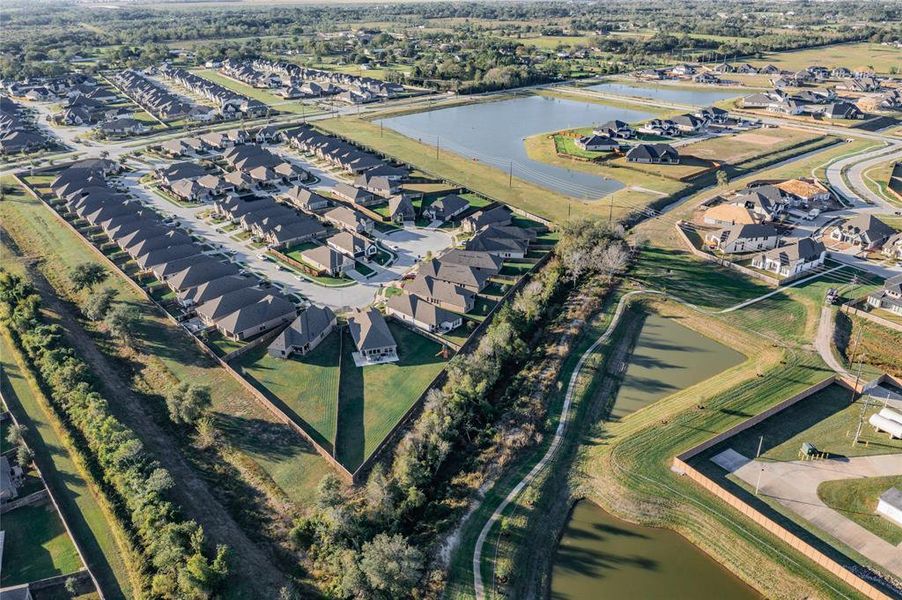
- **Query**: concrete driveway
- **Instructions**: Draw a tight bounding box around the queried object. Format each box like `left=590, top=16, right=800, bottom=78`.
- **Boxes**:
left=730, top=453, right=902, bottom=577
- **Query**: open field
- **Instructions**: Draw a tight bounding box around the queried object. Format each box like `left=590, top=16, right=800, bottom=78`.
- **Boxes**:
left=835, top=310, right=902, bottom=380
left=1, top=180, right=332, bottom=504
left=0, top=503, right=83, bottom=587
left=315, top=114, right=632, bottom=223
left=336, top=323, right=447, bottom=470
left=500, top=35, right=595, bottom=49
left=749, top=42, right=902, bottom=75
left=818, top=475, right=902, bottom=546
left=685, top=127, right=819, bottom=163
left=236, top=331, right=342, bottom=452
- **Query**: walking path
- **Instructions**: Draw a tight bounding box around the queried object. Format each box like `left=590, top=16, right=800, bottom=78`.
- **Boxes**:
left=472, top=289, right=661, bottom=600
left=718, top=264, right=846, bottom=314
left=731, top=454, right=902, bottom=577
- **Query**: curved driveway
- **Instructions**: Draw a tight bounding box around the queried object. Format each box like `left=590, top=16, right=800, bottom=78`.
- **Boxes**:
left=826, top=142, right=902, bottom=209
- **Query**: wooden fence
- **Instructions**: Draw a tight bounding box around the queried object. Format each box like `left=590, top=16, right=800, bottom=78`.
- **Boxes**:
left=672, top=375, right=899, bottom=600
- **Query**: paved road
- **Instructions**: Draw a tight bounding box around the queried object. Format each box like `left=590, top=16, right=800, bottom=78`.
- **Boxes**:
left=732, top=454, right=902, bottom=578
left=825, top=142, right=902, bottom=210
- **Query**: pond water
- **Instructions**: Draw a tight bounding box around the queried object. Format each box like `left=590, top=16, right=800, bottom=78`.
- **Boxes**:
left=377, top=95, right=654, bottom=199
left=611, top=312, right=745, bottom=419
left=587, top=82, right=742, bottom=106
left=552, top=500, right=762, bottom=600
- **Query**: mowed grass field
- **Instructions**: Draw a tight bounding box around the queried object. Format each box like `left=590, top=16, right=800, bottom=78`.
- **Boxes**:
left=818, top=475, right=902, bottom=546
left=0, top=503, right=83, bottom=587
left=749, top=42, right=902, bottom=75
left=700, top=384, right=902, bottom=463
left=1, top=178, right=332, bottom=504
left=236, top=331, right=342, bottom=452
left=336, top=323, right=447, bottom=470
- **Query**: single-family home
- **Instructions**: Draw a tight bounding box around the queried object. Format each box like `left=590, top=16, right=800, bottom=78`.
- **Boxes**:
left=387, top=194, right=415, bottom=224
left=300, top=245, right=354, bottom=277
left=267, top=305, right=337, bottom=358
left=282, top=186, right=332, bottom=212
left=830, top=215, right=896, bottom=250
left=323, top=206, right=374, bottom=234
left=332, top=182, right=377, bottom=206
left=214, top=294, right=298, bottom=341
left=626, top=143, right=680, bottom=164
left=327, top=231, right=376, bottom=260
left=751, top=238, right=826, bottom=277
left=462, top=206, right=512, bottom=233
left=386, top=292, right=463, bottom=334
left=867, top=274, right=902, bottom=316
left=348, top=308, right=398, bottom=364
left=774, top=178, right=831, bottom=206
left=575, top=134, right=619, bottom=152
left=881, top=232, right=902, bottom=260
left=424, top=194, right=469, bottom=223
left=705, top=223, right=781, bottom=254
left=406, top=274, right=475, bottom=313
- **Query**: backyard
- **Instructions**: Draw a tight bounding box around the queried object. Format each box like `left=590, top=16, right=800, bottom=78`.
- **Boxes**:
left=335, top=323, right=447, bottom=470
left=0, top=503, right=83, bottom=587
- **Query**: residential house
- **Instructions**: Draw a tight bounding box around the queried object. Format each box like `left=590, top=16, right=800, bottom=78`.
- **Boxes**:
left=462, top=206, right=512, bottom=233
left=465, top=225, right=535, bottom=259
left=97, top=118, right=147, bottom=137
left=575, top=134, right=618, bottom=152
left=267, top=305, right=337, bottom=358
left=705, top=223, right=781, bottom=254
left=354, top=172, right=399, bottom=197
left=702, top=203, right=759, bottom=227
left=830, top=215, right=896, bottom=250
left=282, top=186, right=332, bottom=212
left=593, top=120, right=634, bottom=139
left=300, top=245, right=353, bottom=277
left=386, top=292, right=462, bottom=334
left=177, top=275, right=257, bottom=307
left=816, top=102, right=864, bottom=120
left=387, top=194, right=416, bottom=224
left=750, top=238, right=826, bottom=277
left=424, top=194, right=469, bottom=222
left=867, top=274, right=902, bottom=316
left=626, top=143, right=680, bottom=164
left=348, top=308, right=398, bottom=363
left=671, top=114, right=706, bottom=134
left=774, top=178, right=831, bottom=206
left=327, top=231, right=376, bottom=260
left=406, top=274, right=474, bottom=313
left=332, top=182, right=377, bottom=206
left=323, top=206, right=374, bottom=234
left=882, top=232, right=902, bottom=260
left=214, top=295, right=298, bottom=341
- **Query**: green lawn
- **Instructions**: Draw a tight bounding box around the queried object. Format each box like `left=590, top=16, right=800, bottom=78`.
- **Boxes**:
left=0, top=503, right=83, bottom=587
left=335, top=323, right=447, bottom=470
left=194, top=69, right=316, bottom=115
left=235, top=331, right=342, bottom=452
left=818, top=476, right=902, bottom=546
left=632, top=247, right=769, bottom=311
left=702, top=384, right=902, bottom=463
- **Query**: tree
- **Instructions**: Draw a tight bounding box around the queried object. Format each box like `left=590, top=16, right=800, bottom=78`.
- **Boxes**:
left=165, top=383, right=212, bottom=426
left=358, top=533, right=424, bottom=599
left=104, top=303, right=140, bottom=342
left=83, top=287, right=117, bottom=321
left=16, top=443, right=34, bottom=469
left=594, top=244, right=629, bottom=280
left=6, top=423, right=26, bottom=447
left=64, top=576, right=78, bottom=595
left=716, top=169, right=729, bottom=186
left=70, top=262, right=107, bottom=291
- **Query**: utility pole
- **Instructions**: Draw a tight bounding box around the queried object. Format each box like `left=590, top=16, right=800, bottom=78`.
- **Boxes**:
left=508, top=161, right=513, bottom=187
left=608, top=190, right=615, bottom=225
left=436, top=137, right=440, bottom=159
left=754, top=435, right=764, bottom=495
left=853, top=390, right=873, bottom=445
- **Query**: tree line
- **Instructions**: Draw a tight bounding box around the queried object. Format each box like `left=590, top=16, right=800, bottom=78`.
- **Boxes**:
left=0, top=270, right=227, bottom=599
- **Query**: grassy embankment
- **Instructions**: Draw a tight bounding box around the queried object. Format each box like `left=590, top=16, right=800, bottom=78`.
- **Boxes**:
left=747, top=42, right=902, bottom=75
left=861, top=158, right=901, bottom=208
left=0, top=177, right=332, bottom=505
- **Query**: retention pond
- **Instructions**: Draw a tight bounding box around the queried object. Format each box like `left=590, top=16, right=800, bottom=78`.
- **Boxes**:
left=377, top=95, right=654, bottom=199
left=587, top=82, right=743, bottom=106
left=552, top=501, right=762, bottom=600
left=551, top=311, right=753, bottom=598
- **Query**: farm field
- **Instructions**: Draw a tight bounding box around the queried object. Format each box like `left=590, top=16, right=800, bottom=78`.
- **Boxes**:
left=749, top=42, right=902, bottom=75
left=818, top=475, right=902, bottom=546
left=336, top=323, right=447, bottom=470
left=0, top=503, right=83, bottom=587
left=1, top=178, right=333, bottom=504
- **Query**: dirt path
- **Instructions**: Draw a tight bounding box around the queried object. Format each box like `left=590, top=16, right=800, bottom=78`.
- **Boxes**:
left=472, top=290, right=660, bottom=599
left=814, top=305, right=848, bottom=376
left=22, top=261, right=288, bottom=597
